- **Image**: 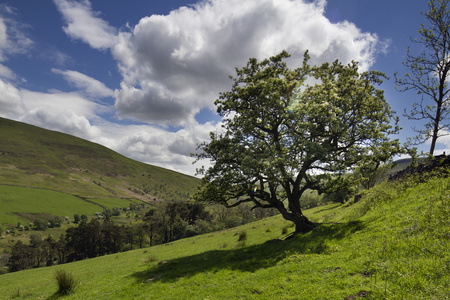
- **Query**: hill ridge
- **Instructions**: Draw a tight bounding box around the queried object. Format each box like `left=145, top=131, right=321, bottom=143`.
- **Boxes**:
left=0, top=117, right=199, bottom=201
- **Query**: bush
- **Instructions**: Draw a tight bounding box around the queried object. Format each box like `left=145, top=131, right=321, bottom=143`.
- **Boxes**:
left=112, top=207, right=121, bottom=216
left=33, top=218, right=49, bottom=231
left=143, top=254, right=158, bottom=263
left=238, top=231, right=247, bottom=242
left=54, top=270, right=78, bottom=296
left=48, top=216, right=62, bottom=228
left=73, top=214, right=80, bottom=224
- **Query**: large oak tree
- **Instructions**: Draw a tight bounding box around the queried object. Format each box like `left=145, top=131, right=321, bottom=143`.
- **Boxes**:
left=194, top=51, right=400, bottom=233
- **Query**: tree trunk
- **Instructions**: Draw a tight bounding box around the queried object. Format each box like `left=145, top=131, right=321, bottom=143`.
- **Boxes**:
left=278, top=208, right=315, bottom=234
left=292, top=213, right=315, bottom=233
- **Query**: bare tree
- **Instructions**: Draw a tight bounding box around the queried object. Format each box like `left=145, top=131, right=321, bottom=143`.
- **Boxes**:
left=396, top=0, right=450, bottom=155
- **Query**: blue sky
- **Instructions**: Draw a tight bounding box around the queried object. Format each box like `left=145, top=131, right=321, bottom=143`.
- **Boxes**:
left=0, top=0, right=441, bottom=176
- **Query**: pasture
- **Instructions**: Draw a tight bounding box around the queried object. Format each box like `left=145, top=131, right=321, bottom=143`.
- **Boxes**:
left=0, top=185, right=140, bottom=226
left=1, top=174, right=449, bottom=299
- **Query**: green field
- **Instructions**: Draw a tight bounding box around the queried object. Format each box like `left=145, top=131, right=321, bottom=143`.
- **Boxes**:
left=0, top=185, right=148, bottom=227
left=1, top=173, right=449, bottom=299
left=0, top=185, right=108, bottom=226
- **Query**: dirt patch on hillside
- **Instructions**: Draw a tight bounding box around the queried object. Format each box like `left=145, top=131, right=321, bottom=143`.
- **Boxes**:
left=14, top=212, right=56, bottom=221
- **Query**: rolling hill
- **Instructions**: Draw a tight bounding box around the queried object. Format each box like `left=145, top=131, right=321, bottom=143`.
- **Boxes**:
left=0, top=117, right=200, bottom=224
left=0, top=172, right=449, bottom=299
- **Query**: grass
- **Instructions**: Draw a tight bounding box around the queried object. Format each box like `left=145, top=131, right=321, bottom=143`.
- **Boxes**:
left=88, top=197, right=142, bottom=210
left=53, top=270, right=79, bottom=296
left=0, top=185, right=105, bottom=226
left=1, top=174, right=450, bottom=299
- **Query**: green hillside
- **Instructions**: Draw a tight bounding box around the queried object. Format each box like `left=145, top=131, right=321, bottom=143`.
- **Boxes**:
left=0, top=117, right=200, bottom=225
left=1, top=172, right=449, bottom=299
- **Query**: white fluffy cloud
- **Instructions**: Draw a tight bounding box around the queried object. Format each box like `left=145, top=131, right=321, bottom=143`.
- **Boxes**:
left=0, top=78, right=26, bottom=118
left=0, top=82, right=104, bottom=141
left=53, top=0, right=117, bottom=50
left=0, top=0, right=394, bottom=176
left=94, top=120, right=218, bottom=175
left=111, top=0, right=383, bottom=127
left=52, top=68, right=114, bottom=98
left=22, top=109, right=102, bottom=140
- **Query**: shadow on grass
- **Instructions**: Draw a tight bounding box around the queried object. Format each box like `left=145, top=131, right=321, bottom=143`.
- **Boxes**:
left=312, top=204, right=341, bottom=214
left=130, top=220, right=365, bottom=284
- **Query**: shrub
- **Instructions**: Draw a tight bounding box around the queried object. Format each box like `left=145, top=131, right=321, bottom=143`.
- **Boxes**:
left=54, top=270, right=78, bottom=296
left=112, top=207, right=121, bottom=216
left=73, top=214, right=80, bottom=224
left=238, top=230, right=247, bottom=242
left=143, top=254, right=158, bottom=263
left=33, top=218, right=49, bottom=231
left=48, top=216, right=62, bottom=228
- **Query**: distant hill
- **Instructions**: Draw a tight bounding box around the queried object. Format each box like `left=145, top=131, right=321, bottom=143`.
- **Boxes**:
left=0, top=117, right=200, bottom=201
left=389, top=158, right=414, bottom=175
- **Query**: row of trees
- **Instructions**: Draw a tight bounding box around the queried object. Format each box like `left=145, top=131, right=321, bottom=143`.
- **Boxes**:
left=6, top=200, right=277, bottom=272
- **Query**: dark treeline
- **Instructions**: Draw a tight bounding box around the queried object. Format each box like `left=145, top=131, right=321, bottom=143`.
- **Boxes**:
left=6, top=200, right=277, bottom=273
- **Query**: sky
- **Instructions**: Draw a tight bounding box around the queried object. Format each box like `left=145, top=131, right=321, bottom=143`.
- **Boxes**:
left=0, top=0, right=442, bottom=177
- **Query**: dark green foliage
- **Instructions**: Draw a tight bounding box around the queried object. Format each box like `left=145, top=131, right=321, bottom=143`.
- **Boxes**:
left=29, top=233, right=42, bottom=247
left=48, top=216, right=62, bottom=228
left=102, top=208, right=112, bottom=219
left=322, top=187, right=354, bottom=204
left=238, top=231, right=247, bottom=241
left=33, top=218, right=49, bottom=231
left=6, top=199, right=273, bottom=273
left=73, top=214, right=80, bottom=224
left=7, top=241, right=34, bottom=272
left=53, top=270, right=78, bottom=296
left=111, top=207, right=121, bottom=216
left=195, top=50, right=401, bottom=233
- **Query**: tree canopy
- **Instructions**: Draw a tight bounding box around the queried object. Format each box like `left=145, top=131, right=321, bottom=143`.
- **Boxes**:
left=194, top=50, right=401, bottom=233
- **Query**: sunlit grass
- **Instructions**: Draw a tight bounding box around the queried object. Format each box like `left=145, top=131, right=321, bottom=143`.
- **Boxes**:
left=0, top=185, right=104, bottom=225
left=1, top=174, right=450, bottom=299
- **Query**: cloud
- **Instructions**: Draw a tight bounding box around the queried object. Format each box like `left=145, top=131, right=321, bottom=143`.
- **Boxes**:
left=20, top=89, right=106, bottom=119
left=0, top=77, right=104, bottom=141
left=0, top=5, right=33, bottom=80
left=0, top=63, right=15, bottom=79
left=22, top=109, right=102, bottom=140
left=94, top=120, right=219, bottom=176
left=52, top=68, right=114, bottom=98
left=0, top=78, right=26, bottom=118
left=0, top=5, right=33, bottom=61
left=111, top=0, right=384, bottom=127
left=7, top=0, right=390, bottom=176
left=53, top=0, right=117, bottom=50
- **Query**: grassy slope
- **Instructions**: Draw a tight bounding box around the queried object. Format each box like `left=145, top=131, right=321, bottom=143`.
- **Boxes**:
left=1, top=175, right=449, bottom=299
left=0, top=117, right=200, bottom=225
